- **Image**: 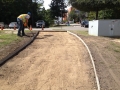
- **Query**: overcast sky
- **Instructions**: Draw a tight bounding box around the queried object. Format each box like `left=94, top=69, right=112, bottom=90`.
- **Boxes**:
left=43, top=0, right=70, bottom=10
left=43, top=0, right=51, bottom=9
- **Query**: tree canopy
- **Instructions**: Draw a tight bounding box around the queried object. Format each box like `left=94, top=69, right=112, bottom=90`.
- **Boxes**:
left=69, top=0, right=120, bottom=19
left=49, top=0, right=67, bottom=19
left=0, top=0, right=44, bottom=26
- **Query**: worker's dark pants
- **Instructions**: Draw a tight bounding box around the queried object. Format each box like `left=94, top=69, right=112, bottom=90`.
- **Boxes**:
left=17, top=18, right=25, bottom=36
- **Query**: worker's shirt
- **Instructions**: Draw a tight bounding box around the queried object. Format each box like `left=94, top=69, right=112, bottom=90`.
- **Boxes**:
left=17, top=14, right=30, bottom=23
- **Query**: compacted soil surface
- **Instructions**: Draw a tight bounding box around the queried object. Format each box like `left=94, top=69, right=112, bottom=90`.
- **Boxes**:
left=1, top=30, right=120, bottom=90
left=0, top=31, right=96, bottom=90
left=73, top=31, right=120, bottom=90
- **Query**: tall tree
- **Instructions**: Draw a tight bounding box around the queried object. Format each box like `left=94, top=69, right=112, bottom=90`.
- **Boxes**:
left=68, top=9, right=78, bottom=22
left=49, top=0, right=67, bottom=19
left=0, top=0, right=44, bottom=27
left=0, top=0, right=33, bottom=24
left=99, top=8, right=120, bottom=19
left=69, top=0, right=120, bottom=19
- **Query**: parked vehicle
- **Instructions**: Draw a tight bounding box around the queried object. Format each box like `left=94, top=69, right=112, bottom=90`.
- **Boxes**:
left=9, top=22, right=18, bottom=28
left=4, top=24, right=9, bottom=28
left=84, top=21, right=89, bottom=28
left=36, top=20, right=45, bottom=28
left=81, top=20, right=89, bottom=28
left=0, top=22, right=4, bottom=28
left=81, top=21, right=85, bottom=27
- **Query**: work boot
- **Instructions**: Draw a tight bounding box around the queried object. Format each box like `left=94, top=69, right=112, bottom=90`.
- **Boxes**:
left=17, top=33, right=22, bottom=37
left=22, top=33, right=27, bottom=36
left=17, top=34, right=22, bottom=37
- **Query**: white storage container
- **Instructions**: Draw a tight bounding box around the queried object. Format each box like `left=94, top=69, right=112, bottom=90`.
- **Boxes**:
left=89, top=20, right=120, bottom=36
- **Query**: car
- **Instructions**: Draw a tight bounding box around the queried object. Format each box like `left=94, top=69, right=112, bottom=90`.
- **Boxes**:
left=81, top=21, right=85, bottom=27
left=4, top=24, right=9, bottom=28
left=0, top=22, right=5, bottom=28
left=81, top=20, right=89, bottom=28
left=84, top=21, right=89, bottom=28
left=36, top=20, right=45, bottom=28
left=9, top=22, right=18, bottom=28
left=0, top=22, right=9, bottom=29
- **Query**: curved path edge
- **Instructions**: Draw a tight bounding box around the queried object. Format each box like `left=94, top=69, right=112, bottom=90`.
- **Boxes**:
left=67, top=31, right=100, bottom=90
left=0, top=31, right=39, bottom=66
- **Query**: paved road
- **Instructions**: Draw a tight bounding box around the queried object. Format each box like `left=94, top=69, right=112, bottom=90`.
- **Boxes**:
left=35, top=24, right=88, bottom=31
left=2, top=24, right=88, bottom=31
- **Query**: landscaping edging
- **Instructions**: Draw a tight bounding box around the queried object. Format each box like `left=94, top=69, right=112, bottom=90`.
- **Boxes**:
left=67, top=31, right=100, bottom=90
left=0, top=31, right=39, bottom=66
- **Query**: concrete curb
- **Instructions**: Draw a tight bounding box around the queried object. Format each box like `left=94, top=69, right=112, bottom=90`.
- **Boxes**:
left=39, top=30, right=67, bottom=32
left=0, top=31, right=39, bottom=66
left=67, top=31, right=100, bottom=90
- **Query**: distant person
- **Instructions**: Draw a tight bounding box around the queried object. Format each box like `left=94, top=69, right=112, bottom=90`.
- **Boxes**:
left=79, top=19, right=81, bottom=24
left=67, top=21, right=70, bottom=26
left=17, top=12, right=31, bottom=37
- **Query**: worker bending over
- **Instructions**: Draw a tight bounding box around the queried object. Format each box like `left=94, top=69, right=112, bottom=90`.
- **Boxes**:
left=17, top=12, right=31, bottom=37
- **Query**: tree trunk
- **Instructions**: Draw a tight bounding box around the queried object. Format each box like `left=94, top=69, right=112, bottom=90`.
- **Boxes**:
left=95, top=10, right=98, bottom=20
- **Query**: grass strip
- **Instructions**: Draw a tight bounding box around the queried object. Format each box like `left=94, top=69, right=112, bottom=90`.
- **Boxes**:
left=0, top=31, right=22, bottom=48
left=69, top=30, right=89, bottom=36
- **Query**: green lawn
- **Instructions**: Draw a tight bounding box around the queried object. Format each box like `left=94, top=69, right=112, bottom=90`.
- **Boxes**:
left=69, top=30, right=89, bottom=36
left=0, top=31, right=22, bottom=48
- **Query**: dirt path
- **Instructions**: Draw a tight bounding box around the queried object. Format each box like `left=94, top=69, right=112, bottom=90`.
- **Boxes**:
left=0, top=32, right=96, bottom=90
left=79, top=35, right=120, bottom=90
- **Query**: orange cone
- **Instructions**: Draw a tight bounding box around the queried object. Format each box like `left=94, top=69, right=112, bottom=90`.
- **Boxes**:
left=1, top=26, right=3, bottom=30
left=42, top=25, right=44, bottom=30
left=30, top=25, right=32, bottom=30
left=14, top=25, right=16, bottom=30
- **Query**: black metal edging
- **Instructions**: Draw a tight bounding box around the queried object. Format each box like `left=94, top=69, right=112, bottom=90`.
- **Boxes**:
left=0, top=31, right=39, bottom=66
